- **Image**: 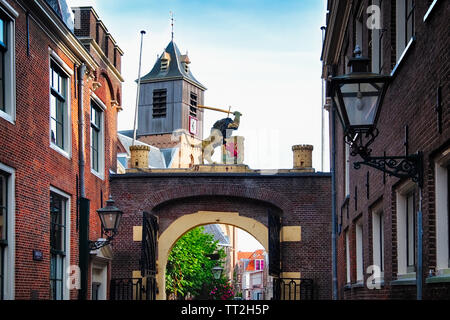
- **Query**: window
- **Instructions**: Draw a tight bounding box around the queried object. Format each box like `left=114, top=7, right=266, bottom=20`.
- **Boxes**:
left=435, top=157, right=449, bottom=272
left=0, top=17, right=6, bottom=113
left=372, top=207, right=385, bottom=274
left=396, top=183, right=417, bottom=276
left=0, top=9, right=16, bottom=123
left=345, top=144, right=350, bottom=197
left=255, top=259, right=264, bottom=271
left=50, top=192, right=67, bottom=300
left=189, top=92, right=198, bottom=117
left=395, top=0, right=415, bottom=62
left=371, top=0, right=385, bottom=73
left=355, top=219, right=364, bottom=282
left=0, top=171, right=7, bottom=300
left=153, top=89, right=167, bottom=118
left=50, top=62, right=69, bottom=151
left=345, top=230, right=351, bottom=284
left=90, top=101, right=102, bottom=174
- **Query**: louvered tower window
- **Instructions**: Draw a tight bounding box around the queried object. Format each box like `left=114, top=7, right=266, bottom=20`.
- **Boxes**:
left=153, top=89, right=167, bottom=118
left=189, top=92, right=198, bottom=117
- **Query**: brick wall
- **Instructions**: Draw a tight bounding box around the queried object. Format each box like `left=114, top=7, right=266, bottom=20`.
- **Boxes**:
left=325, top=0, right=450, bottom=299
left=0, top=0, right=122, bottom=299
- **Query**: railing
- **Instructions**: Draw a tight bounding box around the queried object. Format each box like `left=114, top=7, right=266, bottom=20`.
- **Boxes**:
left=273, top=278, right=314, bottom=300
left=110, top=278, right=146, bottom=300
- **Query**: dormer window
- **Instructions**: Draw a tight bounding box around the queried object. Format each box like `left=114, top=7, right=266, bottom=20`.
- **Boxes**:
left=180, top=54, right=190, bottom=73
left=160, top=52, right=171, bottom=73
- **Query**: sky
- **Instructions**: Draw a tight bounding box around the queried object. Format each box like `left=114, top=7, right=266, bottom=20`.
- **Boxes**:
left=69, top=0, right=330, bottom=172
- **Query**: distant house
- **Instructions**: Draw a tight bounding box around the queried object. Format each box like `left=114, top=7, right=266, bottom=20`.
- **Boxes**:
left=236, top=250, right=272, bottom=300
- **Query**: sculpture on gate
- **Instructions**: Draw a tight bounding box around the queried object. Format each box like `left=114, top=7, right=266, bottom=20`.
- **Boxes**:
left=198, top=106, right=243, bottom=164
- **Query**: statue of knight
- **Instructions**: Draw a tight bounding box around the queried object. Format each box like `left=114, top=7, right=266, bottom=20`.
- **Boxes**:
left=201, top=111, right=242, bottom=164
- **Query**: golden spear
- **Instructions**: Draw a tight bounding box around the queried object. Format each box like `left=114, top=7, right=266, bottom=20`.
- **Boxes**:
left=198, top=105, right=233, bottom=116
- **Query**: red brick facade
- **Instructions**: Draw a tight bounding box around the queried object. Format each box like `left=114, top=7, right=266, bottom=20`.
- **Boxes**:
left=322, top=0, right=450, bottom=299
left=0, top=1, right=122, bottom=299
left=110, top=172, right=332, bottom=300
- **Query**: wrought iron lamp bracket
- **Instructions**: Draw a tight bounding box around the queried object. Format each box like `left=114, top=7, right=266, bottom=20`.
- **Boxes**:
left=345, top=128, right=423, bottom=187
left=88, top=231, right=116, bottom=250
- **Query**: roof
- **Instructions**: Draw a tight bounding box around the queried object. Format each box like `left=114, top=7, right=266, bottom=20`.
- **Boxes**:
left=203, top=224, right=230, bottom=246
left=139, top=41, right=207, bottom=90
left=117, top=133, right=167, bottom=168
left=45, top=0, right=74, bottom=32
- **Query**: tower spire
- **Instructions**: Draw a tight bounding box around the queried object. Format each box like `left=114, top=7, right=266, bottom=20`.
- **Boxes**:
left=170, top=11, right=175, bottom=41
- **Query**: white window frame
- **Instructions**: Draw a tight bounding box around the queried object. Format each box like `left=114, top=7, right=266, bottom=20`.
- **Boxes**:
left=345, top=143, right=350, bottom=197
left=435, top=149, right=450, bottom=273
left=370, top=0, right=384, bottom=74
left=423, top=0, right=438, bottom=22
left=372, top=204, right=385, bottom=278
left=49, top=49, right=73, bottom=159
left=49, top=186, right=71, bottom=300
left=392, top=0, right=416, bottom=75
left=90, top=93, right=106, bottom=180
left=396, top=181, right=417, bottom=278
left=0, top=162, right=14, bottom=300
left=355, top=219, right=364, bottom=283
left=0, top=2, right=17, bottom=125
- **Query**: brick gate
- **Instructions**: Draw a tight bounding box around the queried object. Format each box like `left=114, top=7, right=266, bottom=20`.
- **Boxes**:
left=109, top=169, right=331, bottom=300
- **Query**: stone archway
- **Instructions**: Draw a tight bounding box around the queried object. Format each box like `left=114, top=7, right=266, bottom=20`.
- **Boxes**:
left=157, top=210, right=268, bottom=300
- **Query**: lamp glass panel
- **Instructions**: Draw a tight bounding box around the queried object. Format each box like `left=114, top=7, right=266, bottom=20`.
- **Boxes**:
left=100, top=212, right=117, bottom=230
left=340, top=82, right=383, bottom=127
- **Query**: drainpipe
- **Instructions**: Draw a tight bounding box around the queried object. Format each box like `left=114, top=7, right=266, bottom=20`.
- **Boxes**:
left=78, top=63, right=86, bottom=198
left=77, top=63, right=90, bottom=300
left=331, top=93, right=338, bottom=300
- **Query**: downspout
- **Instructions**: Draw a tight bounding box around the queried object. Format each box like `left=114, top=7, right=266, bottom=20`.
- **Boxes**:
left=78, top=63, right=86, bottom=198
left=330, top=78, right=338, bottom=300
left=77, top=63, right=90, bottom=300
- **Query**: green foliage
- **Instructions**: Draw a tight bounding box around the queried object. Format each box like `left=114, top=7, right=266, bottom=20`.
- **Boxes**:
left=165, top=226, right=226, bottom=299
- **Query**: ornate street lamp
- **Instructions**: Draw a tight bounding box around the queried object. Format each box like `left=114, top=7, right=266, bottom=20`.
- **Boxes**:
left=212, top=266, right=223, bottom=280
left=330, top=46, right=422, bottom=186
left=89, top=196, right=123, bottom=250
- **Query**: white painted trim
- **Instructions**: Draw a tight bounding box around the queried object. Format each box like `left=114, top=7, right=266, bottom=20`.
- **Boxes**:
left=391, top=37, right=416, bottom=77
left=0, top=8, right=16, bottom=125
left=0, top=162, right=15, bottom=300
left=91, top=92, right=107, bottom=111
left=435, top=162, right=449, bottom=270
left=345, top=230, right=351, bottom=284
left=49, top=186, right=71, bottom=301
left=0, top=0, right=19, bottom=18
left=49, top=48, right=74, bottom=76
left=355, top=219, right=364, bottom=282
left=49, top=52, right=73, bottom=159
left=424, top=0, right=439, bottom=22
left=90, top=98, right=105, bottom=180
left=372, top=204, right=384, bottom=273
left=90, top=263, right=108, bottom=300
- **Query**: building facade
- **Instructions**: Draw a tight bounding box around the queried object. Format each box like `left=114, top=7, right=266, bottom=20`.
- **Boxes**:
left=322, top=0, right=449, bottom=299
left=0, top=0, right=123, bottom=300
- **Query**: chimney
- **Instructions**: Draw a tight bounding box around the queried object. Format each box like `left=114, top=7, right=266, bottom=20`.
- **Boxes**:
left=292, top=145, right=314, bottom=170
left=129, top=145, right=150, bottom=169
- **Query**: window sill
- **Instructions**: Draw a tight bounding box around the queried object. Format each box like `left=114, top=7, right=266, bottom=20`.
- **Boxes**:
left=391, top=274, right=416, bottom=286
left=391, top=37, right=416, bottom=77
left=351, top=281, right=364, bottom=289
left=50, top=143, right=71, bottom=160
left=426, top=268, right=450, bottom=284
left=0, top=110, right=15, bottom=125
left=91, top=168, right=105, bottom=181
left=344, top=283, right=352, bottom=291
